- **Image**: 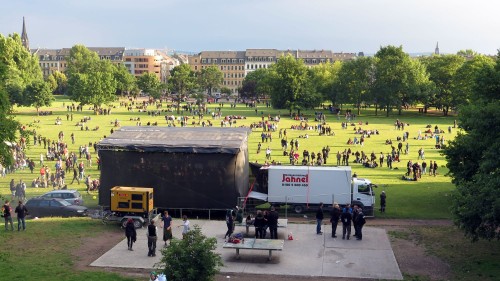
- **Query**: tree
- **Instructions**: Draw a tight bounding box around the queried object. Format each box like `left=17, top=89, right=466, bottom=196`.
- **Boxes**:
left=451, top=55, right=494, bottom=107
left=157, top=225, right=223, bottom=281
left=220, top=86, right=231, bottom=98
left=113, top=64, right=136, bottom=96
left=0, top=33, right=43, bottom=105
left=309, top=61, right=342, bottom=106
left=334, top=57, right=374, bottom=115
left=137, top=72, right=161, bottom=99
left=269, top=54, right=316, bottom=115
left=372, top=46, right=429, bottom=116
left=66, top=45, right=117, bottom=109
left=240, top=68, right=271, bottom=100
left=421, top=54, right=465, bottom=115
left=0, top=85, right=18, bottom=167
left=48, top=71, right=68, bottom=95
left=22, top=79, right=54, bottom=114
left=198, top=65, right=223, bottom=96
left=444, top=51, right=500, bottom=241
left=168, top=64, right=198, bottom=114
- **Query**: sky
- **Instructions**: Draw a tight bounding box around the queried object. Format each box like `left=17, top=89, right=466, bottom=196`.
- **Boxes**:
left=1, top=0, right=499, bottom=55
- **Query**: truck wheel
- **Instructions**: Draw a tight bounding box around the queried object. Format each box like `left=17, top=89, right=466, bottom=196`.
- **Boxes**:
left=294, top=205, right=304, bottom=214
left=133, top=219, right=143, bottom=229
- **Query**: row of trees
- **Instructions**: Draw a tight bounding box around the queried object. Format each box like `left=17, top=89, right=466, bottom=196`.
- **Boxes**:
left=241, top=46, right=495, bottom=116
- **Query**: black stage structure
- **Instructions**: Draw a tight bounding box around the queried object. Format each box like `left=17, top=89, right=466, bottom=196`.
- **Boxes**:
left=97, top=127, right=251, bottom=211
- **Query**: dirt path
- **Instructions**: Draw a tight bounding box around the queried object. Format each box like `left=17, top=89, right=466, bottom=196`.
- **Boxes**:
left=73, top=219, right=453, bottom=281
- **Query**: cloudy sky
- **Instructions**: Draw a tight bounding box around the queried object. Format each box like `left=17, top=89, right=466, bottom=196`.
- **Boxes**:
left=1, top=0, right=499, bottom=55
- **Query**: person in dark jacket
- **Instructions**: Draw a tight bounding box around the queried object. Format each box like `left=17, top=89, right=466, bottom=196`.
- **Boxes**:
left=354, top=210, right=366, bottom=240
left=224, top=211, right=235, bottom=239
left=330, top=204, right=341, bottom=238
left=341, top=205, right=352, bottom=240
left=15, top=201, right=28, bottom=231
left=125, top=218, right=137, bottom=251
left=352, top=205, right=360, bottom=238
left=380, top=191, right=387, bottom=212
left=316, top=202, right=324, bottom=235
left=253, top=210, right=266, bottom=239
left=2, top=200, right=14, bottom=231
left=147, top=220, right=158, bottom=257
left=267, top=207, right=279, bottom=239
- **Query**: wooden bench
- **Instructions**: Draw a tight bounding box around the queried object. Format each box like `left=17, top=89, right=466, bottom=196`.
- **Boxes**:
left=235, top=218, right=288, bottom=236
left=223, top=238, right=284, bottom=261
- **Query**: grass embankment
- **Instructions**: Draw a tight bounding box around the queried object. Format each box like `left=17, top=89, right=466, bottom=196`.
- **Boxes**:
left=0, top=218, right=138, bottom=281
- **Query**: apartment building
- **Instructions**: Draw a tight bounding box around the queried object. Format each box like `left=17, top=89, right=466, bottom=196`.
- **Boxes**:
left=189, top=49, right=357, bottom=94
left=123, top=49, right=179, bottom=83
left=33, top=47, right=125, bottom=78
left=188, top=51, right=246, bottom=94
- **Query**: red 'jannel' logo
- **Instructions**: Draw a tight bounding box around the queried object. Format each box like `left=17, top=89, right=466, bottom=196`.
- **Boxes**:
left=282, top=174, right=308, bottom=183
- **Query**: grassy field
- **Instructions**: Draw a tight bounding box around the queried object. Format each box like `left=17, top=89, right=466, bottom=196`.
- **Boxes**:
left=0, top=217, right=138, bottom=281
left=2, top=95, right=456, bottom=218
left=1, top=96, right=499, bottom=281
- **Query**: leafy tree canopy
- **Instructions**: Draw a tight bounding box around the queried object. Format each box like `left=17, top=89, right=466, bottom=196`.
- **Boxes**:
left=168, top=64, right=198, bottom=113
left=66, top=45, right=117, bottom=108
left=22, top=79, right=54, bottom=114
left=444, top=51, right=500, bottom=241
left=113, top=64, right=136, bottom=96
left=198, top=65, right=223, bottom=96
left=137, top=72, right=161, bottom=99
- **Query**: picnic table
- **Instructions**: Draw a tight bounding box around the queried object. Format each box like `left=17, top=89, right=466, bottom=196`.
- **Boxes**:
left=236, top=218, right=288, bottom=236
left=223, top=238, right=284, bottom=261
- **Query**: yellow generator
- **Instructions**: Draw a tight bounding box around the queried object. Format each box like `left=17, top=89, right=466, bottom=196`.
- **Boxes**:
left=111, top=186, right=154, bottom=213
left=109, top=186, right=155, bottom=228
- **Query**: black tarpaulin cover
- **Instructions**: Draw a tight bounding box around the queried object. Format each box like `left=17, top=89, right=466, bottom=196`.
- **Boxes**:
left=98, top=127, right=251, bottom=154
left=97, top=127, right=250, bottom=209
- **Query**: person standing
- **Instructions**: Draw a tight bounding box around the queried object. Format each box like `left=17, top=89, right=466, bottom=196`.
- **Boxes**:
left=352, top=205, right=360, bottom=238
left=71, top=167, right=80, bottom=184
left=330, top=203, right=341, bottom=238
left=161, top=210, right=173, bottom=246
left=341, top=205, right=352, bottom=240
left=316, top=202, right=324, bottom=235
left=125, top=218, right=137, bottom=251
left=253, top=210, right=266, bottom=239
left=354, top=209, right=366, bottom=240
left=267, top=207, right=279, bottom=239
left=15, top=201, right=28, bottom=231
left=380, top=191, right=387, bottom=213
left=2, top=200, right=14, bottom=231
left=224, top=210, right=235, bottom=239
left=147, top=220, right=158, bottom=257
left=178, top=215, right=190, bottom=239
left=432, top=161, right=438, bottom=176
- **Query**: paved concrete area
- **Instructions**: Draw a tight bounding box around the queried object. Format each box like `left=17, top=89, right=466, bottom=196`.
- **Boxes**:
left=91, top=220, right=403, bottom=280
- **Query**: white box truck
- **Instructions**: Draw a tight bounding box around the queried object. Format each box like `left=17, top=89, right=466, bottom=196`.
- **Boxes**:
left=248, top=166, right=376, bottom=215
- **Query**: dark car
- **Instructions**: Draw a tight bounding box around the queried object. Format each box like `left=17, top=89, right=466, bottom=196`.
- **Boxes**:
left=40, top=190, right=84, bottom=205
left=25, top=198, right=88, bottom=218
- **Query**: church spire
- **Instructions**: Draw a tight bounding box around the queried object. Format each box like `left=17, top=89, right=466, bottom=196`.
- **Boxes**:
left=21, top=17, right=29, bottom=50
left=434, top=42, right=439, bottom=55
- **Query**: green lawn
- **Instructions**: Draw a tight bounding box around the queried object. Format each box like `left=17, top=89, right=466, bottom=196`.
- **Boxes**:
left=2, top=96, right=455, bottom=218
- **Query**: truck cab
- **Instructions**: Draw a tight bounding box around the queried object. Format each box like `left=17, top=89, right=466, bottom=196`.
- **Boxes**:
left=351, top=178, right=376, bottom=216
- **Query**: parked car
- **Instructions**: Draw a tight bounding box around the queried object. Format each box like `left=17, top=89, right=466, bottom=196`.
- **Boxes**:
left=40, top=190, right=84, bottom=205
left=25, top=198, right=88, bottom=218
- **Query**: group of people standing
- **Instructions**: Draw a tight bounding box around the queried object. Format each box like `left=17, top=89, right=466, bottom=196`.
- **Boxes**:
left=316, top=202, right=366, bottom=240
left=2, top=200, right=28, bottom=231
left=124, top=210, right=190, bottom=257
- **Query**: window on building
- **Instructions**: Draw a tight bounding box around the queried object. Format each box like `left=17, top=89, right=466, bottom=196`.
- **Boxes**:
left=195, top=66, right=198, bottom=70
left=202, top=59, right=206, bottom=63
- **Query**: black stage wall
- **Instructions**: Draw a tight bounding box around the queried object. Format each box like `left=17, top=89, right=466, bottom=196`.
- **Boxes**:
left=97, top=127, right=250, bottom=210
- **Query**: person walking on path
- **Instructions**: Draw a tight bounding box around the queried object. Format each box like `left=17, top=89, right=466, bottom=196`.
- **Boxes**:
left=316, top=202, right=324, bottom=235
left=15, top=201, right=28, bottom=231
left=70, top=167, right=80, bottom=184
left=224, top=209, right=235, bottom=239
left=147, top=220, right=158, bottom=257
left=380, top=191, right=387, bottom=212
left=2, top=200, right=14, bottom=231
left=267, top=207, right=279, bottom=239
left=330, top=203, right=341, bottom=238
left=161, top=210, right=173, bottom=246
left=341, top=205, right=352, bottom=240
left=125, top=218, right=137, bottom=251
